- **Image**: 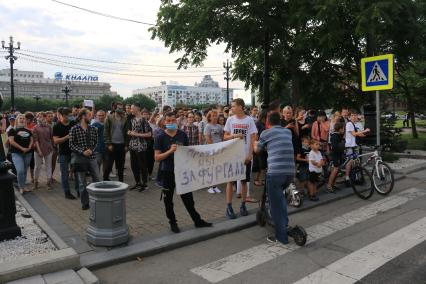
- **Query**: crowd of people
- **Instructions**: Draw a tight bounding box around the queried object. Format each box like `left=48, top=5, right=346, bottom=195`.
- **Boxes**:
left=0, top=98, right=369, bottom=238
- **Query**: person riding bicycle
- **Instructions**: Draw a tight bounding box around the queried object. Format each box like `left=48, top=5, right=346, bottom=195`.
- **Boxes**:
left=327, top=122, right=345, bottom=192
left=345, top=111, right=370, bottom=187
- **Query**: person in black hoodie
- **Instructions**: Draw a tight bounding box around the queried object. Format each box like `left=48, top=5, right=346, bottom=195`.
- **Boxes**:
left=327, top=122, right=346, bottom=192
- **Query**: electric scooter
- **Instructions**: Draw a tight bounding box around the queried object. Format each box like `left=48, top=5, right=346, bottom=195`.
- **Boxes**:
left=256, top=181, right=307, bottom=246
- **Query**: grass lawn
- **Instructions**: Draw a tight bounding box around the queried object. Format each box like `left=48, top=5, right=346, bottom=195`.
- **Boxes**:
left=401, top=132, right=426, bottom=150
left=395, top=119, right=426, bottom=129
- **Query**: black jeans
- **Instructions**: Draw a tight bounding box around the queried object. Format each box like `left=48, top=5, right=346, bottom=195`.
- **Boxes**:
left=130, top=150, right=148, bottom=185
left=160, top=171, right=202, bottom=225
left=146, top=140, right=155, bottom=175
left=104, top=143, right=125, bottom=182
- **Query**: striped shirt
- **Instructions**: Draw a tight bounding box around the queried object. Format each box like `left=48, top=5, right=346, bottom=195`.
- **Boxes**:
left=257, top=125, right=295, bottom=176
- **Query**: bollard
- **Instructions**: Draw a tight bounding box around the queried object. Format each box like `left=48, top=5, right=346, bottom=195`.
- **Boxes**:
left=0, top=171, right=22, bottom=241
left=86, top=181, right=129, bottom=246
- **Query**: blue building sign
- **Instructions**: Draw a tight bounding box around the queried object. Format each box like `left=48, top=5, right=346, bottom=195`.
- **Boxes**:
left=54, top=72, right=99, bottom=82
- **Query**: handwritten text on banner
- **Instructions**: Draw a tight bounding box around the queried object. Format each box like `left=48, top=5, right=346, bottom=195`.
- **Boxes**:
left=174, top=139, right=246, bottom=195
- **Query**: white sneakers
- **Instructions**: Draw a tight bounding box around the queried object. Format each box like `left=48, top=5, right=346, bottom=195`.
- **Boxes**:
left=207, top=187, right=222, bottom=194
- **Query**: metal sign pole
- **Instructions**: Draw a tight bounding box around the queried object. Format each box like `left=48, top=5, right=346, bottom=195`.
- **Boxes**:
left=376, top=90, right=380, bottom=146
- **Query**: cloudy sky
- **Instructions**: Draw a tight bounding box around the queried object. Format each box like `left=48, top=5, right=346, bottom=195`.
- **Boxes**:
left=0, top=0, right=249, bottom=100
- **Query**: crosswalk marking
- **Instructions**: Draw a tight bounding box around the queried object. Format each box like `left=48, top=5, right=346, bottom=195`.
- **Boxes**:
left=190, top=188, right=426, bottom=283
left=293, top=216, right=426, bottom=284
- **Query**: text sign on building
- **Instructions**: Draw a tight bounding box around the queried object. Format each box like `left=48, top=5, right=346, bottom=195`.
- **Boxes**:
left=54, top=72, right=99, bottom=82
left=361, top=54, right=394, bottom=91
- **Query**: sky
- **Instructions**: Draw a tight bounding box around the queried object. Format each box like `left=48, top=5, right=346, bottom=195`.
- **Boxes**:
left=0, top=0, right=251, bottom=101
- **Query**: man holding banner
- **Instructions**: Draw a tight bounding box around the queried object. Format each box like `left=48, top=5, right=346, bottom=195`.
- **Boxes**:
left=223, top=98, right=258, bottom=219
left=154, top=112, right=212, bottom=233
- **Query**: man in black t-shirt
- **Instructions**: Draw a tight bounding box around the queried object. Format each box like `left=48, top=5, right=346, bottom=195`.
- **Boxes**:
left=154, top=112, right=212, bottom=233
left=53, top=107, right=78, bottom=200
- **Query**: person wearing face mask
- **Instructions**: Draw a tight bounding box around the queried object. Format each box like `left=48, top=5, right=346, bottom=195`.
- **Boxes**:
left=154, top=111, right=212, bottom=233
left=33, top=112, right=54, bottom=190
left=53, top=107, right=78, bottom=200
left=104, top=102, right=128, bottom=182
left=70, top=108, right=100, bottom=210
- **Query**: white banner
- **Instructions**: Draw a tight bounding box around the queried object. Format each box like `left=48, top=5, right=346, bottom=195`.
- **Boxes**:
left=174, top=139, right=246, bottom=195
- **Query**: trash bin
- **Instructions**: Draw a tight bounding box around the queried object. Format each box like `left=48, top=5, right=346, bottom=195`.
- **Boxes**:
left=86, top=181, right=129, bottom=246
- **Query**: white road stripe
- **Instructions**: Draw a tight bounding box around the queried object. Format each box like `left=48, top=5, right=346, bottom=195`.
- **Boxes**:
left=190, top=187, right=426, bottom=283
left=293, top=216, right=426, bottom=284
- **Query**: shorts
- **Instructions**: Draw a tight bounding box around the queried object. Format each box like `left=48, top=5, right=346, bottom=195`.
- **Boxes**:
left=309, top=172, right=321, bottom=183
left=331, top=153, right=344, bottom=167
left=241, top=161, right=252, bottom=183
left=252, top=152, right=267, bottom=173
left=345, top=147, right=358, bottom=157
left=297, top=165, right=309, bottom=182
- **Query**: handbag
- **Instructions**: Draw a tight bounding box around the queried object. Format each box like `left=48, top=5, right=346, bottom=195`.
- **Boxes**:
left=70, top=127, right=91, bottom=172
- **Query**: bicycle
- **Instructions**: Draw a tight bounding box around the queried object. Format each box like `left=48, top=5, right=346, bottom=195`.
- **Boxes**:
left=357, top=146, right=394, bottom=195
left=319, top=150, right=375, bottom=200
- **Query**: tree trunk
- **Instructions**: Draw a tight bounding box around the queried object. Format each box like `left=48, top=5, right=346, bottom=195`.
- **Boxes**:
left=406, top=91, right=418, bottom=138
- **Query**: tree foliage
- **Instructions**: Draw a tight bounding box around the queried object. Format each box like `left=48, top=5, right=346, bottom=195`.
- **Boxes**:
left=151, top=0, right=426, bottom=115
left=0, top=94, right=156, bottom=113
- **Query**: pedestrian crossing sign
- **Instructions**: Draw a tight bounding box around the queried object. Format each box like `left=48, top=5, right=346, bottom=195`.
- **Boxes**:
left=361, top=54, right=394, bottom=91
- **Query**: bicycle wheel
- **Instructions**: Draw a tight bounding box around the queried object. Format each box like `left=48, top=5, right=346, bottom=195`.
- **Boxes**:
left=372, top=162, right=394, bottom=195
left=350, top=166, right=374, bottom=200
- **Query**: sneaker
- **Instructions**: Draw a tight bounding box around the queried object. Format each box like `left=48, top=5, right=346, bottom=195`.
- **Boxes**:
left=207, top=187, right=215, bottom=194
left=345, top=179, right=351, bottom=188
left=110, top=173, right=117, bottom=178
left=326, top=186, right=336, bottom=194
left=309, top=195, right=319, bottom=202
left=170, top=223, right=180, bottom=233
left=266, top=235, right=278, bottom=244
left=130, top=184, right=141, bottom=191
left=213, top=187, right=222, bottom=193
left=226, top=206, right=237, bottom=219
left=65, top=193, right=76, bottom=200
left=138, top=186, right=147, bottom=192
left=195, top=220, right=213, bottom=228
left=240, top=203, right=249, bottom=216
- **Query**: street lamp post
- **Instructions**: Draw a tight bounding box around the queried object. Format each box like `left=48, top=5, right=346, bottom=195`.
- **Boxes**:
left=62, top=84, right=72, bottom=107
left=1, top=36, right=20, bottom=112
left=223, top=60, right=232, bottom=106
left=33, top=95, right=41, bottom=110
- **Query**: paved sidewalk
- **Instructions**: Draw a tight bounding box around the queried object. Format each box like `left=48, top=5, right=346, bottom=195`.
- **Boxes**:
left=23, top=158, right=261, bottom=242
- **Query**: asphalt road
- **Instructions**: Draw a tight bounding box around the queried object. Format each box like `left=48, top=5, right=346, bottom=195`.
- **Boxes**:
left=94, top=173, right=426, bottom=284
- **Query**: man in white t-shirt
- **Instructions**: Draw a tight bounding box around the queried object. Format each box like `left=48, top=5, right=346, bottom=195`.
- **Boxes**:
left=223, top=98, right=258, bottom=219
left=344, top=111, right=370, bottom=186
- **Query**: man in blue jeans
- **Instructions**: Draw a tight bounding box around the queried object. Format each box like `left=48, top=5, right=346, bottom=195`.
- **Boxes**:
left=53, top=107, right=78, bottom=200
left=255, top=112, right=295, bottom=244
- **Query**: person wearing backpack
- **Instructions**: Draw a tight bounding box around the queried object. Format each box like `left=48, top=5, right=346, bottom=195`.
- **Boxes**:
left=344, top=110, right=370, bottom=187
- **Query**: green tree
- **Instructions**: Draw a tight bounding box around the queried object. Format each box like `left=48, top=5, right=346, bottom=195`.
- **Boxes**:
left=123, top=94, right=156, bottom=111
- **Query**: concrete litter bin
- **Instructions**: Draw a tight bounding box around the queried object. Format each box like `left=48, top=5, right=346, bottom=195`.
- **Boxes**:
left=86, top=181, right=129, bottom=246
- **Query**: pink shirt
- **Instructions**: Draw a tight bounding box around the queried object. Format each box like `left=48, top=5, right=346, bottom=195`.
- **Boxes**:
left=311, top=121, right=330, bottom=142
left=33, top=124, right=54, bottom=156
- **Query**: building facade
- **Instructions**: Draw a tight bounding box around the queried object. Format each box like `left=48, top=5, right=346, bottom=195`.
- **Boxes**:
left=0, top=69, right=112, bottom=101
left=132, top=75, right=233, bottom=108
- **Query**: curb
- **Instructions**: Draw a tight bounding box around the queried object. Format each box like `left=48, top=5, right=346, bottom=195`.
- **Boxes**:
left=0, top=191, right=80, bottom=283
